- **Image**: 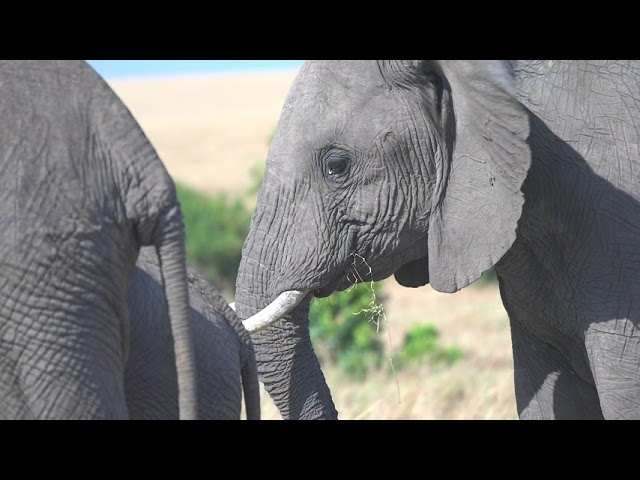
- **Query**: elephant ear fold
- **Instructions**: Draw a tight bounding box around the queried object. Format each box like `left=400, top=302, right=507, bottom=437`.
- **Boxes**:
left=427, top=60, right=531, bottom=293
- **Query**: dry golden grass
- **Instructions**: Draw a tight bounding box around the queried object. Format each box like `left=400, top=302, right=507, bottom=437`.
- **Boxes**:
left=109, top=70, right=517, bottom=420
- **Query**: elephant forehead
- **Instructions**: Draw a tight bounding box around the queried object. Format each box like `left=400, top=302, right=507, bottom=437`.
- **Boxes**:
left=271, top=99, right=405, bottom=171
left=283, top=61, right=391, bottom=117
left=303, top=60, right=387, bottom=90
left=274, top=64, right=407, bottom=153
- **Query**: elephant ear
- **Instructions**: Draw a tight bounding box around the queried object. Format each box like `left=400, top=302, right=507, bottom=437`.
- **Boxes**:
left=427, top=60, right=531, bottom=293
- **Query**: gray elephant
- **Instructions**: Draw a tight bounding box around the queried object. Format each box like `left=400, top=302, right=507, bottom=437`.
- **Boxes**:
left=0, top=60, right=196, bottom=419
left=235, top=60, right=640, bottom=420
left=125, top=248, right=260, bottom=420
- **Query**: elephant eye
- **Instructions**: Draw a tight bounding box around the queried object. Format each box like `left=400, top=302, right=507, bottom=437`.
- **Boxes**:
left=324, top=152, right=350, bottom=178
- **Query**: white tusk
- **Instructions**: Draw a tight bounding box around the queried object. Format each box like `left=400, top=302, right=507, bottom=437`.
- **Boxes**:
left=242, top=290, right=310, bottom=334
left=229, top=302, right=236, bottom=311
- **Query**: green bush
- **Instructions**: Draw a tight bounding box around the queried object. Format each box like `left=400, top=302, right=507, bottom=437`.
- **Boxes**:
left=175, top=182, right=252, bottom=296
left=472, top=267, right=498, bottom=287
left=246, top=161, right=266, bottom=197
left=395, top=323, right=465, bottom=368
left=310, top=283, right=387, bottom=381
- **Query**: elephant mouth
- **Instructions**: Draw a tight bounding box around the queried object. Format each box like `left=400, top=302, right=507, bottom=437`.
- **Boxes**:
left=314, top=236, right=429, bottom=299
left=313, top=253, right=370, bottom=298
left=313, top=287, right=332, bottom=298
left=312, top=257, right=380, bottom=298
left=314, top=279, right=351, bottom=298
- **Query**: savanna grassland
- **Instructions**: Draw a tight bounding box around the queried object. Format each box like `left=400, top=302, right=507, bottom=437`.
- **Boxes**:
left=110, top=71, right=518, bottom=420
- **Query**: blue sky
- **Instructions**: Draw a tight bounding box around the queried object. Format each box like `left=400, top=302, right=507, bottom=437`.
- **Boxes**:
left=86, top=60, right=304, bottom=80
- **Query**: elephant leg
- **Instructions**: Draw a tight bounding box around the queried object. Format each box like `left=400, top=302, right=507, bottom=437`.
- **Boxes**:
left=585, top=322, right=640, bottom=420
left=510, top=321, right=604, bottom=420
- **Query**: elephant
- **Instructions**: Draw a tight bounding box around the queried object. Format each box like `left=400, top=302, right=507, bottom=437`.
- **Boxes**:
left=125, top=247, right=260, bottom=420
left=0, top=60, right=197, bottom=419
left=234, top=60, right=640, bottom=420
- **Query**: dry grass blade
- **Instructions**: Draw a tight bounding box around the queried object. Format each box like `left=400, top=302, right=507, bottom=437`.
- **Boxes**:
left=347, top=253, right=401, bottom=404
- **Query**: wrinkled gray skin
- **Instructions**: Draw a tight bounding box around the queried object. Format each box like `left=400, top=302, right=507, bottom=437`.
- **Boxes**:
left=235, top=60, right=640, bottom=420
left=126, top=248, right=260, bottom=420
left=0, top=60, right=196, bottom=419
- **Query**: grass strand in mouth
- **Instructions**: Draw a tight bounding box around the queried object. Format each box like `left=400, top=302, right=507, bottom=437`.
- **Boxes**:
left=347, top=253, right=401, bottom=404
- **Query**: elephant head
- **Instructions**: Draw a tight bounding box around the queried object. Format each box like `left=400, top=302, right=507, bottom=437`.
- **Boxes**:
left=235, top=60, right=531, bottom=419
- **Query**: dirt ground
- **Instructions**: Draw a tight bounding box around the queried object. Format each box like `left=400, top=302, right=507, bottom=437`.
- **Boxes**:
left=109, top=71, right=518, bottom=420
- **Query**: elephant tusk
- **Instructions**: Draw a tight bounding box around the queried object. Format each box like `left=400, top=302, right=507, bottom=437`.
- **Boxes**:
left=242, top=290, right=310, bottom=334
left=229, top=302, right=236, bottom=311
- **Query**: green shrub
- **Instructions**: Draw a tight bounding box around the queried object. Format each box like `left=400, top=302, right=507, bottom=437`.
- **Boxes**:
left=310, top=283, right=387, bottom=381
left=472, top=267, right=498, bottom=287
left=175, top=182, right=252, bottom=296
left=246, top=161, right=266, bottom=197
left=395, top=323, right=465, bottom=368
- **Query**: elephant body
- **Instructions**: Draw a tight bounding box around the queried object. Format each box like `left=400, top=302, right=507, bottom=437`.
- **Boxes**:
left=496, top=61, right=640, bottom=419
left=126, top=248, right=260, bottom=420
left=235, top=60, right=640, bottom=419
left=0, top=60, right=195, bottom=419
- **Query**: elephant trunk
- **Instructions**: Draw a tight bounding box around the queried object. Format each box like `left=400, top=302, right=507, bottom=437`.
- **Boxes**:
left=235, top=201, right=338, bottom=420
left=156, top=205, right=198, bottom=420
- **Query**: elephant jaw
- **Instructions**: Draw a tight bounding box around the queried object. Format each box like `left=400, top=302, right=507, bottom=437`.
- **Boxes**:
left=241, top=289, right=310, bottom=333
